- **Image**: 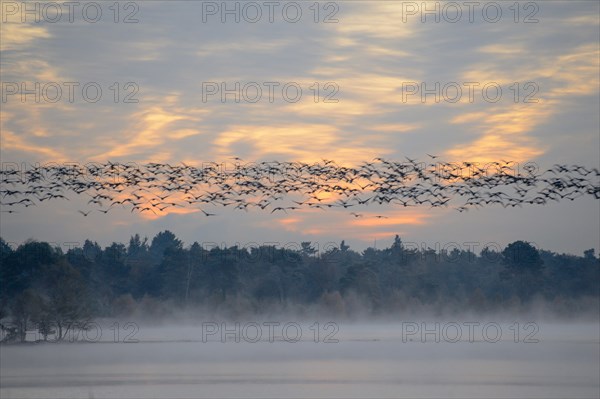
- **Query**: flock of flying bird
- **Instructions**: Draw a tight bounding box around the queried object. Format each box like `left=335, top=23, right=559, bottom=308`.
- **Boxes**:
left=1, top=157, right=599, bottom=217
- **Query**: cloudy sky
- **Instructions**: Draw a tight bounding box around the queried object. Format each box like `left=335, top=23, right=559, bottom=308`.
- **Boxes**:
left=1, top=1, right=599, bottom=255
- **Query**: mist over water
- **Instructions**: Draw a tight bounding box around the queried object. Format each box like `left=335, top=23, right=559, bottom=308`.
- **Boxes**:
left=2, top=319, right=598, bottom=399
left=2, top=234, right=598, bottom=398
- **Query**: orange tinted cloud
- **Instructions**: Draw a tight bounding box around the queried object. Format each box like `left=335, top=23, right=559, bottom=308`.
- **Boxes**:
left=446, top=102, right=552, bottom=163
left=137, top=206, right=201, bottom=221
left=1, top=130, right=66, bottom=160
left=265, top=207, right=431, bottom=244
left=0, top=23, right=50, bottom=51
left=213, top=124, right=389, bottom=165
left=351, top=212, right=431, bottom=227
left=93, top=97, right=205, bottom=161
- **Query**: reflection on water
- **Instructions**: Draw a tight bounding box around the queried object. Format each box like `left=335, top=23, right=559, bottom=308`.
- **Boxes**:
left=1, top=322, right=598, bottom=399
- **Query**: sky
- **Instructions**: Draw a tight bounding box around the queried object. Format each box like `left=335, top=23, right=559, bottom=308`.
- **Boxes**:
left=1, top=0, right=599, bottom=255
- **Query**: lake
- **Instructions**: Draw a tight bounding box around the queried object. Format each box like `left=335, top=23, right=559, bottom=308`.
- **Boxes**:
left=1, top=320, right=598, bottom=398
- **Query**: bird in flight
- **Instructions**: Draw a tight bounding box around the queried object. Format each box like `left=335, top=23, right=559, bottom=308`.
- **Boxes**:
left=1, top=157, right=597, bottom=217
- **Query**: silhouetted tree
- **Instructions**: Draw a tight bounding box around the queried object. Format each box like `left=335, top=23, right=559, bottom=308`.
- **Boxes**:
left=501, top=241, right=544, bottom=301
left=0, top=231, right=598, bottom=331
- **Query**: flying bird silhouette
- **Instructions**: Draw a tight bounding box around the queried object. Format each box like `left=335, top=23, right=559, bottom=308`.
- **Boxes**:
left=0, top=158, right=596, bottom=217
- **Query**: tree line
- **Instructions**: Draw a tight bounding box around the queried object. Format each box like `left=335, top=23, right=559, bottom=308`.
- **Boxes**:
left=0, top=232, right=598, bottom=342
